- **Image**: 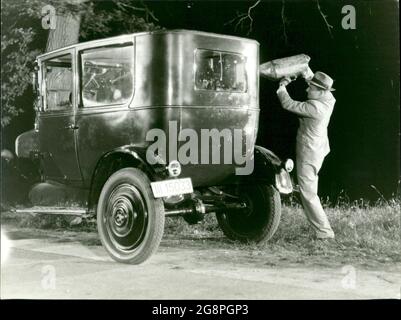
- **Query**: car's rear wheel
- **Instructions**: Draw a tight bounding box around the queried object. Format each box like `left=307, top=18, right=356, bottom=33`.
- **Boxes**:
left=216, top=184, right=281, bottom=243
left=97, top=168, right=164, bottom=264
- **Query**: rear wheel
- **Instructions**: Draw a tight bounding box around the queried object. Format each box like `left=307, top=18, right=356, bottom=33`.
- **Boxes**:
left=97, top=168, right=165, bottom=264
left=216, top=184, right=281, bottom=243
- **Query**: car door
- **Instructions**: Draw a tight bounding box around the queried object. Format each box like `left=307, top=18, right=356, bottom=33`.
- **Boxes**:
left=38, top=49, right=82, bottom=182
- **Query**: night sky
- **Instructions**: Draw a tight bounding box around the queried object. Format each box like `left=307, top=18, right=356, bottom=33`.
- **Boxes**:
left=2, top=0, right=400, bottom=201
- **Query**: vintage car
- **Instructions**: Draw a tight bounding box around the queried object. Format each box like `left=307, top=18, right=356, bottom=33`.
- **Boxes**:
left=15, top=30, right=293, bottom=264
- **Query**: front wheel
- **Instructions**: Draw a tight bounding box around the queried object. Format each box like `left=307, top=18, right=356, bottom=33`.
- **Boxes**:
left=97, top=168, right=165, bottom=264
left=216, top=184, right=281, bottom=243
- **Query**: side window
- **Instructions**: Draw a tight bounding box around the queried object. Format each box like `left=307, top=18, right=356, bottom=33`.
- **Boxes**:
left=80, top=45, right=134, bottom=107
left=43, top=54, right=73, bottom=111
left=195, top=49, right=247, bottom=92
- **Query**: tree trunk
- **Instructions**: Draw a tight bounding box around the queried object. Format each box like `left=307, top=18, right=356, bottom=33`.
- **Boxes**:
left=46, top=6, right=82, bottom=52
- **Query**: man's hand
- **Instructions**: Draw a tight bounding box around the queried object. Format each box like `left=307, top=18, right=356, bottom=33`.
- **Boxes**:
left=301, top=67, right=314, bottom=80
left=276, top=85, right=286, bottom=94
left=279, top=77, right=292, bottom=87
left=277, top=77, right=292, bottom=94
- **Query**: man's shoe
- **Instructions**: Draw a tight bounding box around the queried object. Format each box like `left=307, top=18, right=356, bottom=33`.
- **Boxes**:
left=315, top=231, right=335, bottom=240
left=316, top=235, right=335, bottom=240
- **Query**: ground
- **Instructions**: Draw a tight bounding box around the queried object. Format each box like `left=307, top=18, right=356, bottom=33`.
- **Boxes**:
left=1, top=207, right=400, bottom=299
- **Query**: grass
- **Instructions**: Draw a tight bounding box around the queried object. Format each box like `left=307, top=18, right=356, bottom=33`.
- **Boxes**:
left=2, top=196, right=400, bottom=268
left=163, top=197, right=401, bottom=267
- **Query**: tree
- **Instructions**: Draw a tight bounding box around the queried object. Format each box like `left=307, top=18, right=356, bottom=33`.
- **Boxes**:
left=45, top=1, right=83, bottom=52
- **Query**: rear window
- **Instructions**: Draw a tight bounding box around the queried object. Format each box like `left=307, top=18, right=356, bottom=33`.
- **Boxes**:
left=195, top=49, right=247, bottom=92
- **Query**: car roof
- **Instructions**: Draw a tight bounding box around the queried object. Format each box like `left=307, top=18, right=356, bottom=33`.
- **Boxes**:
left=37, top=29, right=259, bottom=59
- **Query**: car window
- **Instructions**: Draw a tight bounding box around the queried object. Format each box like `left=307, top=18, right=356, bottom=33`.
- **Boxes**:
left=43, top=54, right=73, bottom=111
left=80, top=45, right=134, bottom=107
left=195, top=49, right=247, bottom=92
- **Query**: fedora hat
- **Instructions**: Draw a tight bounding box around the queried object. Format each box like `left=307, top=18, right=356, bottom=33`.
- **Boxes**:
left=307, top=71, right=335, bottom=91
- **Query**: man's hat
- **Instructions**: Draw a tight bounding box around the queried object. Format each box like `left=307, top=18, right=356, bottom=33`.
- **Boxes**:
left=307, top=71, right=335, bottom=91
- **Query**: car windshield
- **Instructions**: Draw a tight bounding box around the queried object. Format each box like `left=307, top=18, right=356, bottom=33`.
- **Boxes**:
left=195, top=49, right=247, bottom=92
left=81, top=45, right=134, bottom=107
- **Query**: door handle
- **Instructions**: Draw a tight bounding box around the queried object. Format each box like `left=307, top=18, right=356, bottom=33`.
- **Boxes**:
left=65, top=124, right=79, bottom=130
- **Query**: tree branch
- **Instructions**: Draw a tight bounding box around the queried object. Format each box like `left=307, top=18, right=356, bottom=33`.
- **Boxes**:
left=115, top=0, right=159, bottom=22
left=316, top=0, right=333, bottom=38
left=225, top=0, right=261, bottom=35
left=281, top=0, right=288, bottom=44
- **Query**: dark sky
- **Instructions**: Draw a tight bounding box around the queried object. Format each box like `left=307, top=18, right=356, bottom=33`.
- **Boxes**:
left=2, top=0, right=400, bottom=201
left=148, top=0, right=400, bottom=201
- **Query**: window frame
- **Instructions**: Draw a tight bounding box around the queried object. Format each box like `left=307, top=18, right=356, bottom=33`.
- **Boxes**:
left=78, top=42, right=135, bottom=109
left=40, top=49, right=76, bottom=114
left=193, top=48, right=248, bottom=93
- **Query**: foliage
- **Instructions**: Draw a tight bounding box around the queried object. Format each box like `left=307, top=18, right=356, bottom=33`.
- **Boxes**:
left=1, top=0, right=161, bottom=127
left=1, top=0, right=43, bottom=127
left=1, top=27, right=41, bottom=127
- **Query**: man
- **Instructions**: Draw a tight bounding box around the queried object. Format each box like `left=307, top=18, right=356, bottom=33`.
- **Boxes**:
left=276, top=71, right=336, bottom=239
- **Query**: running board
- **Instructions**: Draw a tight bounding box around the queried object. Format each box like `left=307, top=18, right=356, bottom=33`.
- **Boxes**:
left=15, top=207, right=87, bottom=216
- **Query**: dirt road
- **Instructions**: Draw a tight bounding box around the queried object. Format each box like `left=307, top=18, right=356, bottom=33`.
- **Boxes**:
left=1, top=225, right=400, bottom=299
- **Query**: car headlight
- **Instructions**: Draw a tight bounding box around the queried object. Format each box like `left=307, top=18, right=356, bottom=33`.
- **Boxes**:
left=275, top=169, right=293, bottom=194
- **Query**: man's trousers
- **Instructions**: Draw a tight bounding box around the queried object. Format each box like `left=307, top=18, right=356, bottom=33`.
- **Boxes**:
left=296, top=158, right=335, bottom=239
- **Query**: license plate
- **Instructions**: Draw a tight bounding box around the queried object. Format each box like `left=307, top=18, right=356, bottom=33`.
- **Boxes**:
left=151, top=178, right=193, bottom=198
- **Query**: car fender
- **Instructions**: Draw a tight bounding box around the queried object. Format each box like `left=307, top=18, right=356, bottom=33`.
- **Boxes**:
left=244, top=145, right=293, bottom=194
left=88, top=145, right=167, bottom=209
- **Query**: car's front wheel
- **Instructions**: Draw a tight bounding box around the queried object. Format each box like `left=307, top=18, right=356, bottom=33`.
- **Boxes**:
left=97, top=168, right=165, bottom=264
left=216, top=184, right=281, bottom=243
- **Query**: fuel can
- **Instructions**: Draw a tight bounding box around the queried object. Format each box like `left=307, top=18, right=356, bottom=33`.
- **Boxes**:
left=260, top=54, right=313, bottom=81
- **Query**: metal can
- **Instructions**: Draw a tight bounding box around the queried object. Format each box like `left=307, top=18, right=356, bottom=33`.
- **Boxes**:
left=260, top=54, right=313, bottom=81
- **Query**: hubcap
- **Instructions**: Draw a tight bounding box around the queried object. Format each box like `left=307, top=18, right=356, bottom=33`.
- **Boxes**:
left=105, top=184, right=148, bottom=251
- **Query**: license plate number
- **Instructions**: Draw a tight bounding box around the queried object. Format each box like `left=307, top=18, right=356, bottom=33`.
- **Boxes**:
left=151, top=178, right=193, bottom=198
